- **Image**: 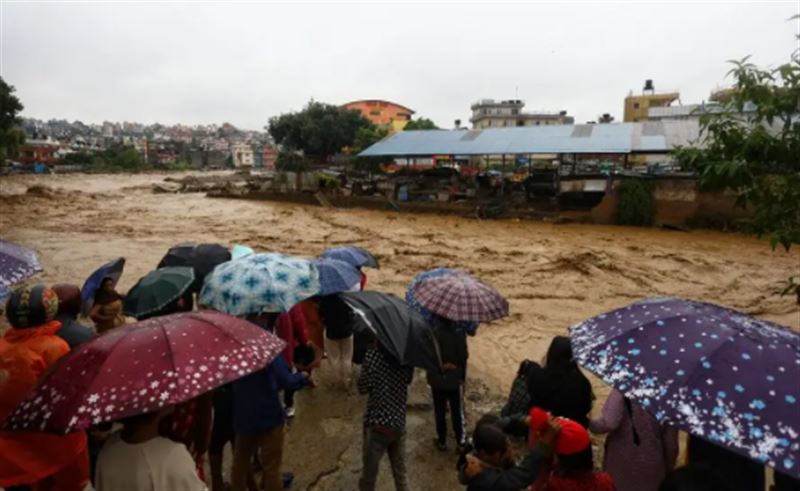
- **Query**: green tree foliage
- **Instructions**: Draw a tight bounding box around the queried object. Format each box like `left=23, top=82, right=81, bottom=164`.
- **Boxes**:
left=615, top=179, right=655, bottom=226
left=404, top=117, right=439, bottom=130
left=673, top=52, right=799, bottom=251
left=351, top=126, right=389, bottom=155
left=0, top=77, right=25, bottom=160
left=268, top=101, right=372, bottom=162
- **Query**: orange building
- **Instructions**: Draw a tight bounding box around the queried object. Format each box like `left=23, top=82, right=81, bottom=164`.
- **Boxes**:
left=342, top=99, right=415, bottom=131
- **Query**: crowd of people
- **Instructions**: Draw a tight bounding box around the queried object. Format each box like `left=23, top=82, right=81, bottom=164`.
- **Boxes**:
left=0, top=261, right=798, bottom=491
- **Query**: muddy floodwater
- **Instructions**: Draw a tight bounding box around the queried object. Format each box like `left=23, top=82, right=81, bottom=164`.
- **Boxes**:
left=1, top=172, right=798, bottom=490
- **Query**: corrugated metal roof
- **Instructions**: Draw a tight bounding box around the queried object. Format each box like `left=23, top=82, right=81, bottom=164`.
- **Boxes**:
left=359, top=121, right=699, bottom=157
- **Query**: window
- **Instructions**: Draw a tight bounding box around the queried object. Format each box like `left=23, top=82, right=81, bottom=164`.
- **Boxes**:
left=633, top=102, right=640, bottom=109
left=536, top=121, right=540, bottom=126
left=511, top=109, right=518, bottom=115
left=517, top=120, right=524, bottom=127
left=370, top=110, right=381, bottom=116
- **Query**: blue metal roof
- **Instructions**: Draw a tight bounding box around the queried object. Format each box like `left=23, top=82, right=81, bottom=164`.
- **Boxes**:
left=359, top=121, right=699, bottom=157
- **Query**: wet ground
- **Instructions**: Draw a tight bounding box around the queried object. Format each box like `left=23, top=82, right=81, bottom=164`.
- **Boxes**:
left=1, top=172, right=798, bottom=490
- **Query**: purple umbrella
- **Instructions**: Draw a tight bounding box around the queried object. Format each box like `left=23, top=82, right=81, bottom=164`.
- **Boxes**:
left=569, top=297, right=800, bottom=478
left=0, top=240, right=42, bottom=300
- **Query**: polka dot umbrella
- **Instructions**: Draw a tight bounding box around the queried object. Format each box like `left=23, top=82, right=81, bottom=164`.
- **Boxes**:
left=569, top=297, right=800, bottom=479
left=3, top=310, right=285, bottom=434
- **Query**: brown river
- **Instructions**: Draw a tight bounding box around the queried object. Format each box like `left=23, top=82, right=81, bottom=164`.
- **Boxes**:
left=1, top=172, right=798, bottom=490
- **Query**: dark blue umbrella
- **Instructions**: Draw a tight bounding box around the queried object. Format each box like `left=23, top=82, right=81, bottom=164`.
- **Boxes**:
left=569, top=297, right=800, bottom=478
left=406, top=267, right=479, bottom=335
left=320, top=246, right=379, bottom=269
left=0, top=240, right=42, bottom=300
left=80, top=257, right=125, bottom=313
left=313, top=258, right=362, bottom=295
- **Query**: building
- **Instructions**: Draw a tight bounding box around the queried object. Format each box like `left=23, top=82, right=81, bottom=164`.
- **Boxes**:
left=623, top=80, right=679, bottom=122
left=18, top=139, right=60, bottom=165
left=470, top=100, right=574, bottom=129
left=231, top=142, right=254, bottom=168
left=342, top=99, right=415, bottom=131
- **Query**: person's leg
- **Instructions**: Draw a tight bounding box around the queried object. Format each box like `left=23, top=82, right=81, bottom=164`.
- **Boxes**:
left=259, top=424, right=285, bottom=491
left=386, top=430, right=409, bottom=491
left=359, top=427, right=389, bottom=491
left=326, top=338, right=342, bottom=386
left=341, top=336, right=354, bottom=388
left=231, top=433, right=260, bottom=491
left=284, top=388, right=295, bottom=416
left=449, top=386, right=467, bottom=447
left=431, top=388, right=447, bottom=447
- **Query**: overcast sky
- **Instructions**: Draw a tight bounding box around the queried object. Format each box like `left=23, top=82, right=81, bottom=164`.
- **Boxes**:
left=2, top=1, right=798, bottom=130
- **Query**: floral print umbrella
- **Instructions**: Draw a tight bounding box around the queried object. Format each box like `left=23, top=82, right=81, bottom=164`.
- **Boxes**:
left=3, top=311, right=286, bottom=433
left=199, top=253, right=321, bottom=315
left=0, top=240, right=42, bottom=301
left=569, top=297, right=800, bottom=478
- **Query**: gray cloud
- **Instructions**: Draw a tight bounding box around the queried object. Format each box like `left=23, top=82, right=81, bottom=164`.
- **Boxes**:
left=2, top=1, right=797, bottom=129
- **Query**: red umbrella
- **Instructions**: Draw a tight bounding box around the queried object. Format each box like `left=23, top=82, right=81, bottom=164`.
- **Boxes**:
left=412, top=272, right=509, bottom=322
left=3, top=311, right=285, bottom=433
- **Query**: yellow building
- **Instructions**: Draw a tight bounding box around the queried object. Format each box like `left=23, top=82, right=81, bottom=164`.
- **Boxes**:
left=623, top=80, right=679, bottom=122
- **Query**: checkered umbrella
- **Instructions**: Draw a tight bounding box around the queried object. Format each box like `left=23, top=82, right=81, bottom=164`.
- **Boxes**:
left=411, top=271, right=508, bottom=322
left=199, top=253, right=320, bottom=316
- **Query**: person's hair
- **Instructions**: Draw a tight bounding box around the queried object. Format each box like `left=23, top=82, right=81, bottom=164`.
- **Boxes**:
left=556, top=446, right=594, bottom=475
left=659, top=465, right=732, bottom=491
left=472, top=422, right=508, bottom=456
left=293, top=344, right=316, bottom=367
left=94, top=278, right=122, bottom=305
left=526, top=362, right=556, bottom=410
left=475, top=413, right=501, bottom=431
left=53, top=283, right=82, bottom=318
left=545, top=336, right=577, bottom=373
left=517, top=359, right=539, bottom=377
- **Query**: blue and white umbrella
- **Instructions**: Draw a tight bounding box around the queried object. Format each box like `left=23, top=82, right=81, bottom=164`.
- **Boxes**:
left=320, top=246, right=379, bottom=269
left=570, top=297, right=800, bottom=478
left=199, top=253, right=321, bottom=316
left=313, top=258, right=362, bottom=295
left=0, top=240, right=42, bottom=301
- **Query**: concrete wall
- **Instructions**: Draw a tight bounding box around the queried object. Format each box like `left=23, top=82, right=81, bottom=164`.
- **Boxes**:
left=591, top=177, right=746, bottom=227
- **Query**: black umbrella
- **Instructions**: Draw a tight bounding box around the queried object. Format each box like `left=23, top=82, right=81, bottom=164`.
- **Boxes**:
left=123, top=267, right=195, bottom=319
left=337, top=291, right=441, bottom=371
left=158, top=243, right=231, bottom=292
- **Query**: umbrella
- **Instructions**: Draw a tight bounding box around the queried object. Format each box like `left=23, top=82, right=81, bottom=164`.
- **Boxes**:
left=0, top=240, right=42, bottom=300
left=338, top=291, right=441, bottom=371
left=3, top=311, right=286, bottom=433
left=158, top=243, right=231, bottom=292
left=320, top=246, right=379, bottom=269
left=406, top=268, right=479, bottom=334
left=231, top=244, right=255, bottom=260
left=199, top=253, right=321, bottom=316
left=569, top=297, right=800, bottom=478
left=80, top=257, right=125, bottom=314
left=411, top=269, right=508, bottom=322
left=123, top=267, right=195, bottom=318
left=313, top=258, right=362, bottom=295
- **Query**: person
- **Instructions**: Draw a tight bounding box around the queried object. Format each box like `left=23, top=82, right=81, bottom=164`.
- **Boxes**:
left=230, top=313, right=310, bottom=491
left=137, top=289, right=193, bottom=321
left=540, top=446, right=615, bottom=491
left=274, top=305, right=311, bottom=418
left=539, top=336, right=593, bottom=427
left=52, top=283, right=94, bottom=348
left=0, top=285, right=90, bottom=491
left=658, top=465, right=732, bottom=491
left=500, top=360, right=539, bottom=437
left=590, top=389, right=678, bottom=491
left=774, top=471, right=800, bottom=491
left=319, top=295, right=354, bottom=390
left=94, top=407, right=207, bottom=491
left=427, top=316, right=470, bottom=452
left=357, top=343, right=414, bottom=491
left=298, top=298, right=325, bottom=362
left=458, top=413, right=560, bottom=491
left=686, top=435, right=764, bottom=491
left=89, top=278, right=125, bottom=333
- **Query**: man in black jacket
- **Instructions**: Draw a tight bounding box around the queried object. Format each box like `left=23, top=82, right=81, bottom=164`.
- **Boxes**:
left=426, top=316, right=471, bottom=451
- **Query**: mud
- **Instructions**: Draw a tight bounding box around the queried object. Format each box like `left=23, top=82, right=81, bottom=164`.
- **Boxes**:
left=1, top=172, right=798, bottom=490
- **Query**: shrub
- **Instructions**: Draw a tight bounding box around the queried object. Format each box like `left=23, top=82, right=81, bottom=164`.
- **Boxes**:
left=615, top=179, right=655, bottom=226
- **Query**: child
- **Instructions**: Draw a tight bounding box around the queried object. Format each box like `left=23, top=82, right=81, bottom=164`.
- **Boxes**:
left=458, top=413, right=560, bottom=491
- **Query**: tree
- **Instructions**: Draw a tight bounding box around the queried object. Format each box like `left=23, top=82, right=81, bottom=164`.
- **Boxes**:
left=0, top=77, right=25, bottom=161
left=267, top=100, right=372, bottom=163
left=351, top=126, right=390, bottom=173
left=404, top=117, right=439, bottom=130
left=673, top=28, right=799, bottom=302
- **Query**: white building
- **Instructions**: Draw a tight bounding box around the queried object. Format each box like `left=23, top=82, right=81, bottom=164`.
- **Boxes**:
left=231, top=142, right=254, bottom=168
